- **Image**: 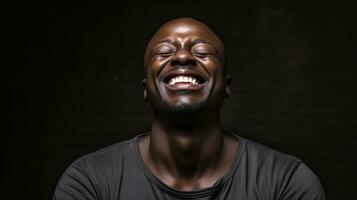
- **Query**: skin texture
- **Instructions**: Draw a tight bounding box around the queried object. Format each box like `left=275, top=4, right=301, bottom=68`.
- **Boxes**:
left=139, top=17, right=239, bottom=191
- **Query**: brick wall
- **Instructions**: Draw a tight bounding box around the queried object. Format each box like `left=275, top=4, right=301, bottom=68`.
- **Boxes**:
left=7, top=1, right=357, bottom=199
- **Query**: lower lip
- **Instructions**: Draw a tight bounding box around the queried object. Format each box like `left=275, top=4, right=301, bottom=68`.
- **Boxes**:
left=164, top=82, right=205, bottom=91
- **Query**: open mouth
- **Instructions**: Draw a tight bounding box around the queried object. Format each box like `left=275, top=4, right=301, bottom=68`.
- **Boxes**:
left=162, top=74, right=207, bottom=91
left=162, top=70, right=207, bottom=85
left=163, top=75, right=206, bottom=86
left=159, top=69, right=209, bottom=91
left=162, top=73, right=207, bottom=91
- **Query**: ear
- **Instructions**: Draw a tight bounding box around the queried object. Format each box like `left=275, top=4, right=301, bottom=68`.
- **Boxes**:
left=225, top=76, right=231, bottom=97
left=142, top=79, right=148, bottom=101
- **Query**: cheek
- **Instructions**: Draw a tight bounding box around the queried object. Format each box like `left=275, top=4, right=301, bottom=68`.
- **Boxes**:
left=150, top=58, right=171, bottom=77
left=147, top=74, right=157, bottom=91
left=200, top=61, right=224, bottom=78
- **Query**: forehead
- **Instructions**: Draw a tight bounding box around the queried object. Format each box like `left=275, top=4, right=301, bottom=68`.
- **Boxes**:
left=144, top=19, right=225, bottom=64
left=148, top=20, right=223, bottom=47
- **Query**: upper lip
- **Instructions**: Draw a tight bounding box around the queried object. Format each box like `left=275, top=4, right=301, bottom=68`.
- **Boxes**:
left=160, top=69, right=208, bottom=84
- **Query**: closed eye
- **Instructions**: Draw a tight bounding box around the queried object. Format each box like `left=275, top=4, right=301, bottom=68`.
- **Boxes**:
left=153, top=44, right=176, bottom=58
left=192, top=51, right=212, bottom=58
left=154, top=49, right=175, bottom=57
left=191, top=43, right=216, bottom=58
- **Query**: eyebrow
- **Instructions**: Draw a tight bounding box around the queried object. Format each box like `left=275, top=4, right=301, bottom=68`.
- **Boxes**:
left=191, top=39, right=212, bottom=46
left=154, top=38, right=219, bottom=55
left=156, top=39, right=175, bottom=45
left=155, top=38, right=212, bottom=46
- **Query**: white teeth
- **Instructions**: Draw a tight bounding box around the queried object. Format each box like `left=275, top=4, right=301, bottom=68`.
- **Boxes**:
left=168, top=76, right=199, bottom=85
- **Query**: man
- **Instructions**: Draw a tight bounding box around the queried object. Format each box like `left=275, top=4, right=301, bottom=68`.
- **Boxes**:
left=53, top=18, right=325, bottom=199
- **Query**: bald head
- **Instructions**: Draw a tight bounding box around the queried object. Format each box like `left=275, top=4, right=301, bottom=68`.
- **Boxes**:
left=142, top=17, right=231, bottom=116
left=144, top=18, right=226, bottom=72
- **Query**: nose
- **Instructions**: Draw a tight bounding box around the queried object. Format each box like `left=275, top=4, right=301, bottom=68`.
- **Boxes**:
left=170, top=48, right=196, bottom=67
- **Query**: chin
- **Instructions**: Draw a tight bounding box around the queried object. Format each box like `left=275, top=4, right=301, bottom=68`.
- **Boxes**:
left=166, top=101, right=206, bottom=115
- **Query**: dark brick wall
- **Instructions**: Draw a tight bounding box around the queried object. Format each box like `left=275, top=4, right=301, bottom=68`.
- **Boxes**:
left=6, top=1, right=357, bottom=199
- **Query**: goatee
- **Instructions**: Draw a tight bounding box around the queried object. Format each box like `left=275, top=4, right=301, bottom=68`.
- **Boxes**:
left=167, top=101, right=206, bottom=115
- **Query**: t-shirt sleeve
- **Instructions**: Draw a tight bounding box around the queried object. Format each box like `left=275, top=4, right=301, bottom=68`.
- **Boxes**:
left=279, top=162, right=326, bottom=200
left=53, top=161, right=100, bottom=200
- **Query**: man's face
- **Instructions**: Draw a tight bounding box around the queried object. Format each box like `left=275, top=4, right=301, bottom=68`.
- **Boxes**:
left=143, top=18, right=230, bottom=115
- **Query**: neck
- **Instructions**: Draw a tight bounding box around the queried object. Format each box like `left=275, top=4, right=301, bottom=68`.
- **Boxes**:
left=149, top=112, right=224, bottom=179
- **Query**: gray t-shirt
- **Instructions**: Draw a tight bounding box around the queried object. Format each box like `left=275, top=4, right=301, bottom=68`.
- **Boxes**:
left=53, top=133, right=325, bottom=200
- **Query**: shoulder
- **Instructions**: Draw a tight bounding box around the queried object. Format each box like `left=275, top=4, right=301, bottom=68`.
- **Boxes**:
left=233, top=134, right=325, bottom=199
left=278, top=162, right=326, bottom=199
left=73, top=137, right=135, bottom=170
left=53, top=136, right=138, bottom=200
left=238, top=136, right=302, bottom=171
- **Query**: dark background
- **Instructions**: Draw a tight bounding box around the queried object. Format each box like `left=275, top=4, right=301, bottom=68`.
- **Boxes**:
left=5, top=0, right=357, bottom=199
